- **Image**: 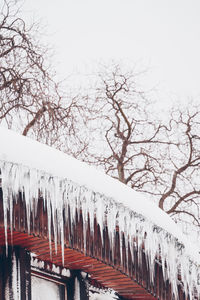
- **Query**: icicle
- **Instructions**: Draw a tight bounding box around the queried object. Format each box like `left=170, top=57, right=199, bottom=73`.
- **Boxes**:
left=79, top=187, right=92, bottom=251
left=12, top=252, right=21, bottom=300
left=1, top=162, right=11, bottom=255
left=74, top=277, right=80, bottom=300
left=89, top=191, right=95, bottom=235
left=0, top=159, right=199, bottom=299
left=95, top=193, right=106, bottom=247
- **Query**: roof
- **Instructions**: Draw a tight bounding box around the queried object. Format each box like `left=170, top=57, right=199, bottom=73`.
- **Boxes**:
left=0, top=126, right=199, bottom=299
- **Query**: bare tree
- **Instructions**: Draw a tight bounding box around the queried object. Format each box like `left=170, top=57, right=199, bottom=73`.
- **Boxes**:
left=0, top=0, right=88, bottom=157
left=157, top=107, right=200, bottom=228
left=85, top=65, right=169, bottom=188
left=83, top=65, right=200, bottom=233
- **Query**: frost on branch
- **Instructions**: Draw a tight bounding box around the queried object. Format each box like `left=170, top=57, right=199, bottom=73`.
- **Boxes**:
left=0, top=160, right=199, bottom=299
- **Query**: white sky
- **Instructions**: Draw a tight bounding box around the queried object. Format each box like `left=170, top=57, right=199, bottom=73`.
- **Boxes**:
left=22, top=0, right=200, bottom=107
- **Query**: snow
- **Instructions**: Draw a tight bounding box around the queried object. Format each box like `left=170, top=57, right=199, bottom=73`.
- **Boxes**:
left=89, top=286, right=118, bottom=300
left=0, top=127, right=199, bottom=299
left=61, top=268, right=70, bottom=277
left=90, top=293, right=117, bottom=300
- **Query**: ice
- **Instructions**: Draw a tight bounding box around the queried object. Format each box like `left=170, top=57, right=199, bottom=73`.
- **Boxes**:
left=0, top=127, right=199, bottom=299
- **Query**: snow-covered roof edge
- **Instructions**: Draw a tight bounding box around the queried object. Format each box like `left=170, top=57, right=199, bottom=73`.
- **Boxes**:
left=0, top=127, right=199, bottom=298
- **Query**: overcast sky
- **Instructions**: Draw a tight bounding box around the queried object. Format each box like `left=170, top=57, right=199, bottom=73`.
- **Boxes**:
left=23, top=0, right=200, bottom=107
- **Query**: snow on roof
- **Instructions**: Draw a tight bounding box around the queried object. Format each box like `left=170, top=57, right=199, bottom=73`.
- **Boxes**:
left=0, top=127, right=199, bottom=298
